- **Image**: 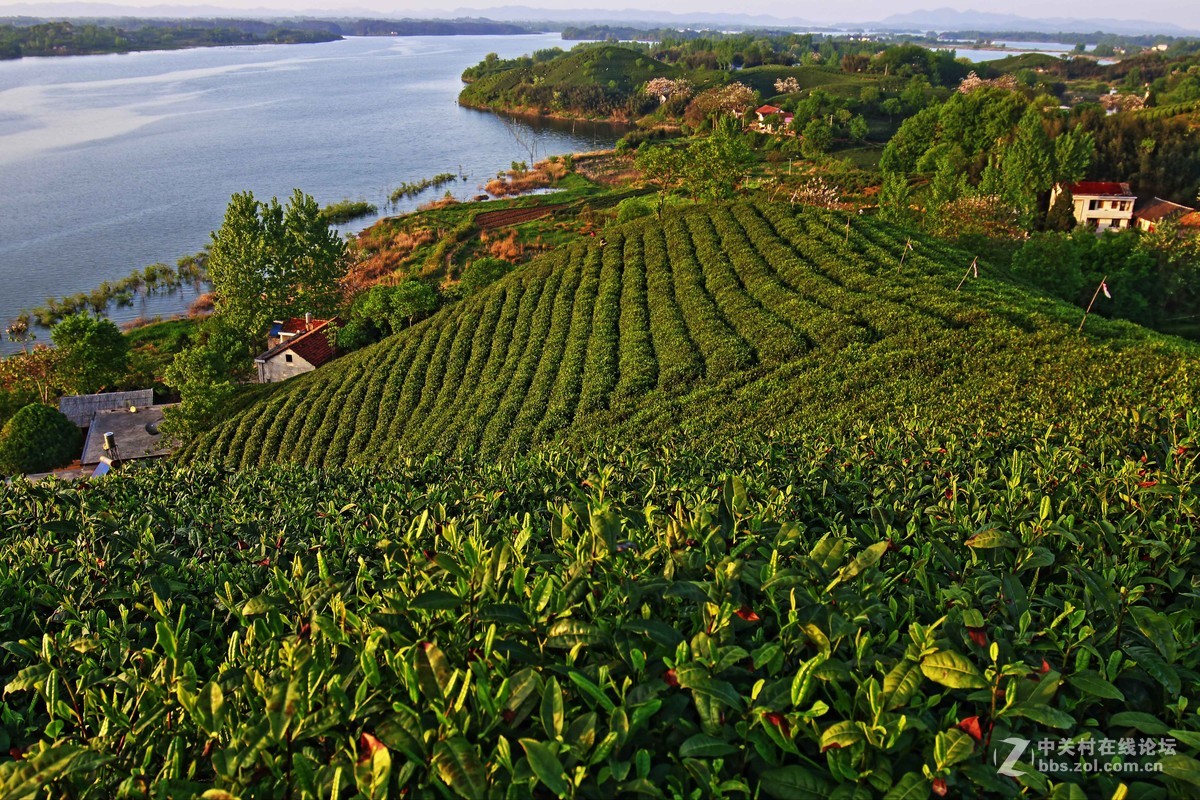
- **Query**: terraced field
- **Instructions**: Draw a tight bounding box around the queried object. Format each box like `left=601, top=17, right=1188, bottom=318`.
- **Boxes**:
left=191, top=201, right=1192, bottom=469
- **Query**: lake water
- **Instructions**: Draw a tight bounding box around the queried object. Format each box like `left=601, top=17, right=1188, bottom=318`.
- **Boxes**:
left=0, top=33, right=621, bottom=351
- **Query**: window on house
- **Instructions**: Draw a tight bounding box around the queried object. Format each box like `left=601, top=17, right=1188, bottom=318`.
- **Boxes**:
left=1089, top=199, right=1098, bottom=211
left=285, top=354, right=293, bottom=363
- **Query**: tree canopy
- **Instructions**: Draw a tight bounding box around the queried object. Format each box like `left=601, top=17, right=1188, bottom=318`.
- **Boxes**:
left=49, top=312, right=130, bottom=395
left=206, top=189, right=347, bottom=346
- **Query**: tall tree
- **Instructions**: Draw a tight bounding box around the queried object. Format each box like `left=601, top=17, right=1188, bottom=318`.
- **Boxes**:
left=50, top=312, right=129, bottom=394
left=206, top=189, right=347, bottom=345
left=636, top=143, right=689, bottom=215
left=1001, top=108, right=1056, bottom=228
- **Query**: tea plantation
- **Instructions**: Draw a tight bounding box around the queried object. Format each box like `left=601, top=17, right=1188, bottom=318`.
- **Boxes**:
left=189, top=202, right=1193, bottom=469
left=2, top=202, right=1200, bottom=799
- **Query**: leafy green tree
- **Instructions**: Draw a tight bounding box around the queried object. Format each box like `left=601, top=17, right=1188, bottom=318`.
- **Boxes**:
left=1001, top=108, right=1056, bottom=228
left=0, top=403, right=81, bottom=476
left=388, top=280, right=440, bottom=329
left=206, top=189, right=347, bottom=345
left=684, top=123, right=753, bottom=201
left=801, top=117, right=833, bottom=159
left=1046, top=189, right=1077, bottom=232
left=877, top=171, right=916, bottom=227
left=50, top=312, right=129, bottom=394
left=162, top=324, right=245, bottom=438
left=1052, top=128, right=1094, bottom=184
left=1011, top=232, right=1086, bottom=300
left=0, top=346, right=65, bottom=406
left=636, top=143, right=689, bottom=215
left=354, top=281, right=441, bottom=336
left=849, top=115, right=869, bottom=142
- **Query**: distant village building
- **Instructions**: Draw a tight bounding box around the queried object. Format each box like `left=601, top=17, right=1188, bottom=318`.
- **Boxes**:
left=255, top=315, right=340, bottom=383
left=1134, top=197, right=1196, bottom=232
left=751, top=104, right=794, bottom=134
left=1051, top=182, right=1137, bottom=231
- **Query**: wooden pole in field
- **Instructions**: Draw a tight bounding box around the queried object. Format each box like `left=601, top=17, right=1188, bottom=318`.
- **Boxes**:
left=955, top=257, right=978, bottom=291
left=1079, top=275, right=1110, bottom=332
left=899, top=238, right=913, bottom=271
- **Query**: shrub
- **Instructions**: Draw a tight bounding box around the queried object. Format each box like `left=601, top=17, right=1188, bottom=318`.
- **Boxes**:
left=615, top=196, right=653, bottom=223
left=0, top=403, right=82, bottom=475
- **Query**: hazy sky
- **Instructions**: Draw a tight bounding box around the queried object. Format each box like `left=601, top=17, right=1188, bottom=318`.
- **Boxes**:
left=1, top=0, right=1197, bottom=28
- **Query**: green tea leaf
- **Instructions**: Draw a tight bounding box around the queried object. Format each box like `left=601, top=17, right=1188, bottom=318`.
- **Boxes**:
left=410, top=589, right=463, bottom=611
left=1109, top=711, right=1170, bottom=735
left=964, top=527, right=1017, bottom=549
left=541, top=676, right=563, bottom=740
left=679, top=734, right=739, bottom=758
left=759, top=765, right=832, bottom=799
left=882, top=659, right=923, bottom=710
left=1160, top=754, right=1200, bottom=786
left=1010, top=703, right=1074, bottom=729
left=920, top=650, right=988, bottom=689
left=1067, top=671, right=1125, bottom=701
left=519, top=739, right=569, bottom=797
left=882, top=772, right=930, bottom=800
left=820, top=720, right=863, bottom=752
left=567, top=670, right=616, bottom=713
left=934, top=728, right=975, bottom=770
left=1129, top=606, right=1177, bottom=662
left=1124, top=645, right=1180, bottom=695
left=432, top=737, right=487, bottom=800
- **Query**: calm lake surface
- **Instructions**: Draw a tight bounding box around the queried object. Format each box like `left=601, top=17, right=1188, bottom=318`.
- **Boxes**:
left=0, top=33, right=620, bottom=350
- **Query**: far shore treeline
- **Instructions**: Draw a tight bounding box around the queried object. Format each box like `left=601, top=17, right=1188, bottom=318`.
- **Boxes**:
left=0, top=17, right=540, bottom=60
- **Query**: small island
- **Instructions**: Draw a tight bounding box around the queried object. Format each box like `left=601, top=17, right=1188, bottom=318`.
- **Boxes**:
left=0, top=20, right=340, bottom=59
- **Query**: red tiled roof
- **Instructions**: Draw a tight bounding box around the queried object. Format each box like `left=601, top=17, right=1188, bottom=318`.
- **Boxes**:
left=1179, top=212, right=1200, bottom=228
left=279, top=317, right=331, bottom=335
left=256, top=319, right=339, bottom=367
left=1066, top=181, right=1133, bottom=197
left=288, top=324, right=337, bottom=367
left=1135, top=197, right=1194, bottom=223
left=756, top=104, right=783, bottom=115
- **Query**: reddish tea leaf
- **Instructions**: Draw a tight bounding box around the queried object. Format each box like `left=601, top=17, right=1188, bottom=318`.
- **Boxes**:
left=663, top=669, right=679, bottom=688
left=957, top=716, right=983, bottom=742
left=255, top=558, right=270, bottom=567
left=501, top=709, right=515, bottom=723
left=358, top=733, right=386, bottom=764
left=1039, top=658, right=1052, bottom=674
left=764, top=711, right=791, bottom=737
left=820, top=741, right=842, bottom=753
left=9, top=746, right=24, bottom=760
left=933, top=777, right=948, bottom=796
left=735, top=606, right=761, bottom=622
left=968, top=627, right=988, bottom=648
left=1138, top=480, right=1157, bottom=488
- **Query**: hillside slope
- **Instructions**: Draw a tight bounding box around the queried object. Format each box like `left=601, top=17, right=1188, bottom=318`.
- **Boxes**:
left=190, top=201, right=1196, bottom=470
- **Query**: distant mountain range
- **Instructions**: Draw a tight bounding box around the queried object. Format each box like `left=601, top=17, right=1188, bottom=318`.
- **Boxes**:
left=1, top=3, right=1195, bottom=37
left=875, top=8, right=1197, bottom=36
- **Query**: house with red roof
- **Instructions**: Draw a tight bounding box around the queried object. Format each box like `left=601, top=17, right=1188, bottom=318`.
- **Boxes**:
left=751, top=104, right=794, bottom=134
left=1051, top=181, right=1136, bottom=231
left=1134, top=197, right=1195, bottom=232
left=254, top=315, right=341, bottom=384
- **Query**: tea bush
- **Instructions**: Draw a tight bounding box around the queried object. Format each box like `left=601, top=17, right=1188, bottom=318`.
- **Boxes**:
left=2, top=408, right=1199, bottom=798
